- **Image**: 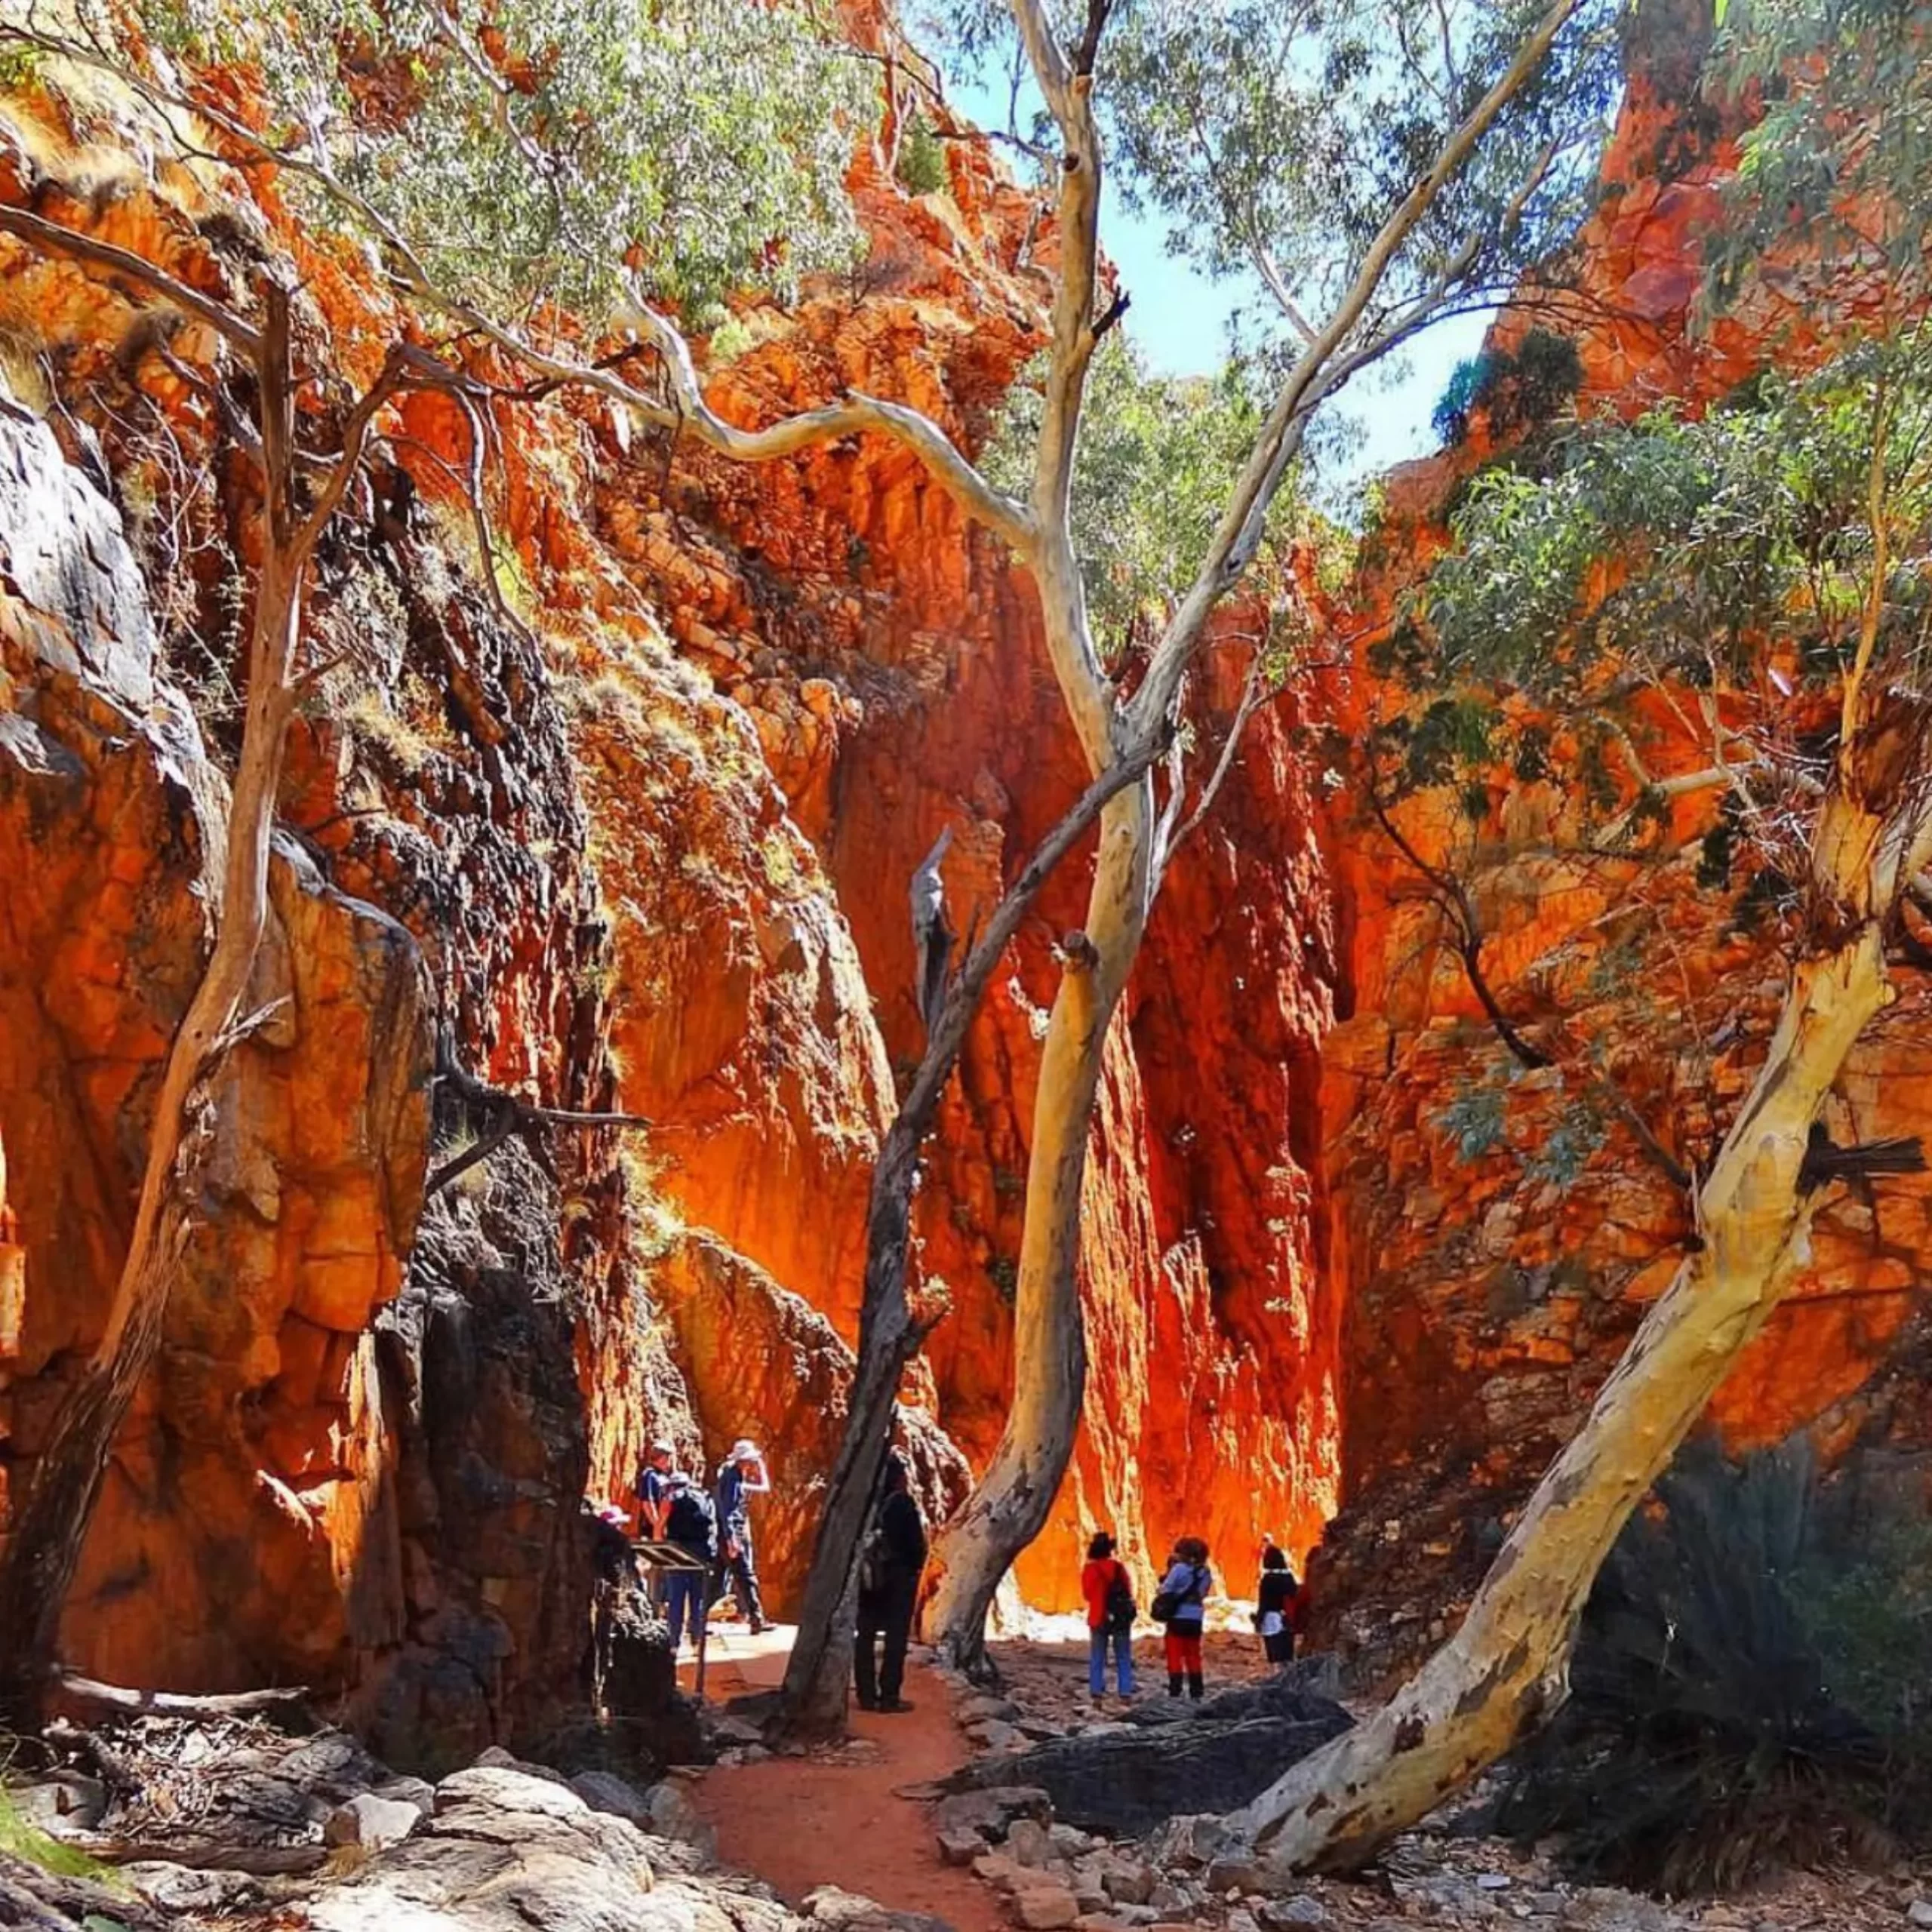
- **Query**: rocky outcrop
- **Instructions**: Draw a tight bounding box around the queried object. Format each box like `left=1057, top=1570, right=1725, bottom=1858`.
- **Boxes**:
left=1306, top=14, right=1932, bottom=1675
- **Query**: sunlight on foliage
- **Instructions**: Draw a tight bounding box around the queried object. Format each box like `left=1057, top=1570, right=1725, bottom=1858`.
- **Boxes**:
left=33, top=0, right=869, bottom=319
left=1423, top=331, right=1932, bottom=707
left=983, top=332, right=1317, bottom=658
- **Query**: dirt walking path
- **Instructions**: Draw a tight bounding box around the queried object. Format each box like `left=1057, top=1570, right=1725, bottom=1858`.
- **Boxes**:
left=691, top=1659, right=1004, bottom=1932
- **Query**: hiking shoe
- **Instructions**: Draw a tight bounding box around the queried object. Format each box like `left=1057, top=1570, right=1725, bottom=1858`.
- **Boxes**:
left=855, top=1694, right=879, bottom=1711
left=876, top=1698, right=913, bottom=1714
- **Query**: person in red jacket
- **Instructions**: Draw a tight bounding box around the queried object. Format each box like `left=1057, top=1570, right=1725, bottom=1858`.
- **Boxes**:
left=1080, top=1532, right=1137, bottom=1700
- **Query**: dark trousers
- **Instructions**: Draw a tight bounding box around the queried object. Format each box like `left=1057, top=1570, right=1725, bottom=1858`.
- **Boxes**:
left=715, top=1535, right=764, bottom=1625
left=855, top=1572, right=918, bottom=1706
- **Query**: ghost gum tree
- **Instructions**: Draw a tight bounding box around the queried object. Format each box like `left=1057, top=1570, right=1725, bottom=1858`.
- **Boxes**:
left=1235, top=0, right=1932, bottom=1870
left=0, top=0, right=869, bottom=1719
left=915, top=0, right=1621, bottom=1667
left=2, top=0, right=1619, bottom=1712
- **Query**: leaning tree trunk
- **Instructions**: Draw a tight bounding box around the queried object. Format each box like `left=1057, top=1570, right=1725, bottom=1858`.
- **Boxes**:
left=776, top=1115, right=929, bottom=1737
left=776, top=750, right=1162, bottom=1737
left=0, top=551, right=303, bottom=1727
left=927, top=776, right=1153, bottom=1672
left=1232, top=922, right=1892, bottom=1872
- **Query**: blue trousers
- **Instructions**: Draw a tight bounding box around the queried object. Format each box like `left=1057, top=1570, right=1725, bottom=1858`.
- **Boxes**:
left=665, top=1569, right=708, bottom=1651
left=1088, top=1623, right=1135, bottom=1695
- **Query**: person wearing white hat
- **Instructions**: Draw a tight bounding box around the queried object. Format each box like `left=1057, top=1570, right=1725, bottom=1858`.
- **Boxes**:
left=713, top=1439, right=772, bottom=1633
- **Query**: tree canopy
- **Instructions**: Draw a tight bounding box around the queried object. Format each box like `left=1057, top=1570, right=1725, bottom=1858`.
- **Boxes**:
left=32, top=0, right=869, bottom=318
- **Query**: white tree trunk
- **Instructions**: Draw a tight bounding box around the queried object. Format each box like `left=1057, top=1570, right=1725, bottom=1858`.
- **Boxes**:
left=1233, top=926, right=1893, bottom=1872
left=927, top=776, right=1152, bottom=1666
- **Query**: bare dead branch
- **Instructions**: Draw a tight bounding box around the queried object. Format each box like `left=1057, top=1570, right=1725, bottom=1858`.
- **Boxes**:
left=0, top=206, right=263, bottom=356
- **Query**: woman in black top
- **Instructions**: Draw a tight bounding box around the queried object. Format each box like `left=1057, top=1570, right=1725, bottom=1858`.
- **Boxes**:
left=1255, top=1543, right=1298, bottom=1666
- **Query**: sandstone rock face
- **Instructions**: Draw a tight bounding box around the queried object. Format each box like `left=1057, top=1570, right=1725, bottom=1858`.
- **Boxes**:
left=1306, top=20, right=1932, bottom=1673
left=0, top=385, right=432, bottom=1692
left=0, top=112, right=691, bottom=1752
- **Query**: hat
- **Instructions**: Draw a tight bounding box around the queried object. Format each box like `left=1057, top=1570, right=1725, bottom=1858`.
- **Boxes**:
left=648, top=1438, right=675, bottom=1458
left=729, top=1438, right=761, bottom=1462
left=594, top=1502, right=629, bottom=1527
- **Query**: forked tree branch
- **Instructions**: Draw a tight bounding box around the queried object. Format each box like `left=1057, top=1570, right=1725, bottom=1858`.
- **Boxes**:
left=1124, top=0, right=1584, bottom=749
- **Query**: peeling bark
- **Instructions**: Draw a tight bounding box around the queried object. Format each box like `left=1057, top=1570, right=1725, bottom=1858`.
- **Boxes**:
left=1235, top=909, right=1897, bottom=1869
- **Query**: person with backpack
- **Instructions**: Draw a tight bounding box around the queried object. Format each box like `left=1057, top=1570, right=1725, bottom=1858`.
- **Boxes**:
left=713, top=1438, right=772, bottom=1635
left=1254, top=1541, right=1299, bottom=1666
left=1151, top=1535, right=1211, bottom=1699
left=662, top=1470, right=718, bottom=1655
left=854, top=1451, right=927, bottom=1712
left=1080, top=1531, right=1137, bottom=1701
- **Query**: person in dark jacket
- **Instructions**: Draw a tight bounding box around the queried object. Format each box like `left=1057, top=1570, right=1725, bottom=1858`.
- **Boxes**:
left=713, top=1438, right=772, bottom=1634
left=1254, top=1541, right=1299, bottom=1666
left=662, top=1472, right=718, bottom=1655
left=855, top=1452, right=927, bottom=1712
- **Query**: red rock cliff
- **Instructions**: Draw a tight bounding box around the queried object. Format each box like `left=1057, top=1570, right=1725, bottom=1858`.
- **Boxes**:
left=1309, top=18, right=1932, bottom=1675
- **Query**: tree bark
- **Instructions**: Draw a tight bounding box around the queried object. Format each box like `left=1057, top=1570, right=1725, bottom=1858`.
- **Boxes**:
left=776, top=748, right=1162, bottom=1737
left=1232, top=923, right=1893, bottom=1872
left=927, top=776, right=1152, bottom=1670
left=0, top=552, right=301, bottom=1726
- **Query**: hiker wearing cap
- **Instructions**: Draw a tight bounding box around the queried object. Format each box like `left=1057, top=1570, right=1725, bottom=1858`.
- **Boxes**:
left=714, top=1439, right=771, bottom=1634
left=854, top=1451, right=926, bottom=1712
left=635, top=1439, right=676, bottom=1540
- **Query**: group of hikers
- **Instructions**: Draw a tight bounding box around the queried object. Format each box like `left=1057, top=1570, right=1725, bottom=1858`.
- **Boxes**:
left=1081, top=1531, right=1306, bottom=1702
left=622, top=1435, right=928, bottom=1712
left=631, top=1435, right=774, bottom=1650
left=615, top=1435, right=1305, bottom=1711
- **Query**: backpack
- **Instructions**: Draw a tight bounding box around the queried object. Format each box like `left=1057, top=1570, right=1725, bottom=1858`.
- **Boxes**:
left=666, top=1484, right=718, bottom=1561
left=1103, top=1562, right=1136, bottom=1632
left=1149, top=1564, right=1204, bottom=1624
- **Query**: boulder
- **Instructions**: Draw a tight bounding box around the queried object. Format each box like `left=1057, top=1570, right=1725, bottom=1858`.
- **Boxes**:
left=932, top=1786, right=1054, bottom=1846
left=1005, top=1819, right=1052, bottom=1868
left=802, top=1882, right=957, bottom=1932
left=569, top=1770, right=655, bottom=1825
left=324, top=1792, right=423, bottom=1852
left=1012, top=1887, right=1081, bottom=1930
left=943, top=1693, right=1352, bottom=1838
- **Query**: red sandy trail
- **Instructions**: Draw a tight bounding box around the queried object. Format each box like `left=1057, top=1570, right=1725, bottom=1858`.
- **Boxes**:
left=691, top=1660, right=1005, bottom=1932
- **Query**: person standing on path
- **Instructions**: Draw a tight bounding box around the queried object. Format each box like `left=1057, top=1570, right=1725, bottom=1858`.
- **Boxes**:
left=663, top=1470, right=718, bottom=1656
left=715, top=1438, right=772, bottom=1633
left=635, top=1439, right=676, bottom=1539
left=1155, top=1536, right=1211, bottom=1700
left=1254, top=1542, right=1299, bottom=1667
left=855, top=1451, right=927, bottom=1712
left=1080, top=1531, right=1137, bottom=1701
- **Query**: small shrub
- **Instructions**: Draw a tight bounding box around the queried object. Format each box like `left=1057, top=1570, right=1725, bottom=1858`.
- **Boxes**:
left=1434, top=1084, right=1508, bottom=1161
left=1498, top=1437, right=1932, bottom=1896
left=894, top=115, right=948, bottom=196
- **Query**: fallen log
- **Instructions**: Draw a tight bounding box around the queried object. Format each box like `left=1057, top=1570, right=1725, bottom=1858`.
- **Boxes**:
left=56, top=1833, right=329, bottom=1875
left=51, top=1670, right=312, bottom=1717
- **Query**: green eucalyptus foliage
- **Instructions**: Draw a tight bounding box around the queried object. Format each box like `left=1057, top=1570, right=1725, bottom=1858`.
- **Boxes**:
left=927, top=1, right=1621, bottom=356
left=1101, top=2, right=1621, bottom=343
left=894, top=114, right=950, bottom=196
left=1705, top=0, right=1932, bottom=320
left=75, top=0, right=869, bottom=318
left=1423, top=332, right=1932, bottom=708
left=1432, top=327, right=1585, bottom=445
left=983, top=332, right=1324, bottom=658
